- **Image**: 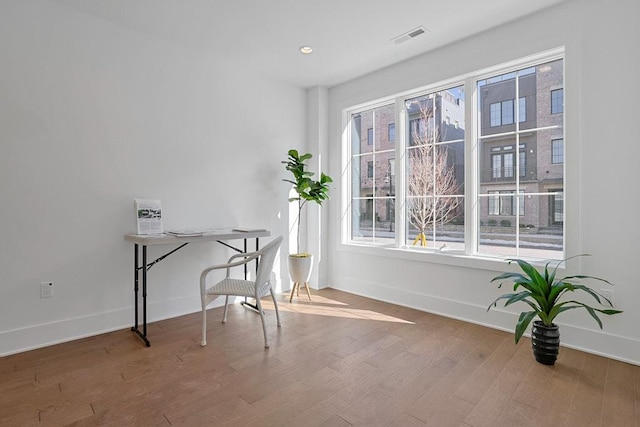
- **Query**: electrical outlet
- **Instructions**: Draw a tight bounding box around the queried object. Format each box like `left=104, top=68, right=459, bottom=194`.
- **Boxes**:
left=600, top=288, right=614, bottom=305
left=40, top=282, right=54, bottom=298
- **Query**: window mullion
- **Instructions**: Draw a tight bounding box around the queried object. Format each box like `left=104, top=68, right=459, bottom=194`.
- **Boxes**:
left=467, top=76, right=478, bottom=255
left=396, top=97, right=406, bottom=248
left=514, top=72, right=521, bottom=256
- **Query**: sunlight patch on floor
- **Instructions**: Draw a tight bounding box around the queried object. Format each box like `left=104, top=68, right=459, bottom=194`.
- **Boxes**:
left=285, top=294, right=349, bottom=306
left=259, top=296, right=414, bottom=324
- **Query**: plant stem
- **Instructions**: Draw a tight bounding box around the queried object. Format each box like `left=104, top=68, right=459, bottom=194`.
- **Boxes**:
left=296, top=198, right=306, bottom=254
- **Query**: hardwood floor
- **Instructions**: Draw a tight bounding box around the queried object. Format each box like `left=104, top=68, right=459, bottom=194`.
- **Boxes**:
left=1, top=288, right=638, bottom=426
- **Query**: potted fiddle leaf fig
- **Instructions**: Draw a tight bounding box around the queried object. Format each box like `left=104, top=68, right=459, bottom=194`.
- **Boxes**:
left=488, top=255, right=622, bottom=365
left=282, top=149, right=332, bottom=300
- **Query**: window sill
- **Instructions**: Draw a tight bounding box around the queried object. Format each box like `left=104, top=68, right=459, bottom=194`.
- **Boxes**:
left=337, top=242, right=564, bottom=273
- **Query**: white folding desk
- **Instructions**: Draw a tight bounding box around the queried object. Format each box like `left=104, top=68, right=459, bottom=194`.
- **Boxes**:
left=124, top=229, right=270, bottom=346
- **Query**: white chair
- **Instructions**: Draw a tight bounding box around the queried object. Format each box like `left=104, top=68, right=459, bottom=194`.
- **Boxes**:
left=200, top=236, right=282, bottom=348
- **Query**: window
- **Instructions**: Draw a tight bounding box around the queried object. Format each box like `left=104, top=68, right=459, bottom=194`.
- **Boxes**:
left=488, top=192, right=500, bottom=216
left=490, top=103, right=501, bottom=126
left=501, top=100, right=514, bottom=125
left=405, top=89, right=465, bottom=249
left=349, top=103, right=396, bottom=244
left=489, top=145, right=526, bottom=180
left=519, top=97, right=527, bottom=123
left=552, top=138, right=564, bottom=164
left=344, top=52, right=565, bottom=260
left=388, top=123, right=395, bottom=142
left=488, top=190, right=525, bottom=216
left=479, top=59, right=563, bottom=258
left=489, top=98, right=526, bottom=127
left=550, top=190, right=564, bottom=225
left=492, top=155, right=502, bottom=178
left=551, top=89, right=563, bottom=114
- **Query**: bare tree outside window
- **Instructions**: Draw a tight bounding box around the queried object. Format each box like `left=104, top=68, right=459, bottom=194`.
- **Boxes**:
left=407, top=98, right=461, bottom=246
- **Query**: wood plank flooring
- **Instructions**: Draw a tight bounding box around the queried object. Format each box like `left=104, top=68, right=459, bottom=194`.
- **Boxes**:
left=1, top=288, right=638, bottom=426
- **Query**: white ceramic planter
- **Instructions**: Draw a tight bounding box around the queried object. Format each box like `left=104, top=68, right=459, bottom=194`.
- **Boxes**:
left=287, top=254, right=313, bottom=283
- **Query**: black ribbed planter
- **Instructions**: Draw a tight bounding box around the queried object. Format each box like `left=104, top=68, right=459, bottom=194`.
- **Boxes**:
left=531, top=321, right=560, bottom=365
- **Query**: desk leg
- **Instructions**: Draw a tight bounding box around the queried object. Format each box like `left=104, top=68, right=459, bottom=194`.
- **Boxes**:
left=133, top=244, right=139, bottom=331
left=142, top=245, right=148, bottom=341
left=240, top=237, right=262, bottom=313
left=131, top=244, right=151, bottom=347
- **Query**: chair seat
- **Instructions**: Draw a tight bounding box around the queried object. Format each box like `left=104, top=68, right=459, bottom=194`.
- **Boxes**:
left=206, top=278, right=255, bottom=297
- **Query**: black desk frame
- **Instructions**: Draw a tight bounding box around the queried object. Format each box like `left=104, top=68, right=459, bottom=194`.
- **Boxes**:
left=127, top=231, right=268, bottom=346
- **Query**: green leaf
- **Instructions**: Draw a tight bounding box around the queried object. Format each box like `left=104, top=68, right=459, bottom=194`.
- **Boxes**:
left=561, top=274, right=613, bottom=287
left=515, top=311, right=537, bottom=344
left=491, top=271, right=530, bottom=283
left=549, top=300, right=622, bottom=329
left=505, top=292, right=537, bottom=308
left=487, top=292, right=540, bottom=319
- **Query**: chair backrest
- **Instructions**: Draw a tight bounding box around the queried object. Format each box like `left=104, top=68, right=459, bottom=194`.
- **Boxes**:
left=255, top=236, right=283, bottom=297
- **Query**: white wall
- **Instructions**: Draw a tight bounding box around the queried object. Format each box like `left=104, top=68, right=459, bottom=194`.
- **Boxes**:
left=0, top=1, right=305, bottom=355
left=326, top=0, right=640, bottom=365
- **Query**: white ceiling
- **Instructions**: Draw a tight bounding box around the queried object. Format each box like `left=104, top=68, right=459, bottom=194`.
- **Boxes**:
left=53, top=0, right=565, bottom=88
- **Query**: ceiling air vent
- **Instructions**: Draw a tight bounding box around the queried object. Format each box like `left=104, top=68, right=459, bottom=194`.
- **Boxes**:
left=391, top=26, right=427, bottom=45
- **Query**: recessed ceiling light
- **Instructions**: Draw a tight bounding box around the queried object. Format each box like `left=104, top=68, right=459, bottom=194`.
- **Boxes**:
left=299, top=46, right=313, bottom=54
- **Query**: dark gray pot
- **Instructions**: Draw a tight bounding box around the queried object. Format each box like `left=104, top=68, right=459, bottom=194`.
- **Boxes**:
left=531, top=320, right=560, bottom=365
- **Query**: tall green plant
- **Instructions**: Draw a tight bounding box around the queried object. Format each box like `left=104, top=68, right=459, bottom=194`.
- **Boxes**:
left=488, top=255, right=622, bottom=343
left=282, top=149, right=332, bottom=255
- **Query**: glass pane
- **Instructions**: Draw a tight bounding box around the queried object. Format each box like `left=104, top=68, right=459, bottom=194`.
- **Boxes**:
left=373, top=153, right=395, bottom=197
left=354, top=110, right=373, bottom=154
left=406, top=197, right=464, bottom=250
left=519, top=97, right=526, bottom=123
left=406, top=196, right=433, bottom=248
left=375, top=198, right=395, bottom=242
left=478, top=194, right=563, bottom=259
left=351, top=198, right=395, bottom=245
left=517, top=69, right=536, bottom=131
left=407, top=143, right=463, bottom=197
left=351, top=199, right=371, bottom=242
left=406, top=94, right=436, bottom=147
left=351, top=156, right=362, bottom=198
left=519, top=195, right=563, bottom=258
left=439, top=86, right=465, bottom=143
left=446, top=141, right=465, bottom=195
left=535, top=59, right=564, bottom=125
left=351, top=112, right=363, bottom=155
left=406, top=145, right=433, bottom=195
left=503, top=153, right=514, bottom=178
left=501, top=100, right=513, bottom=125
left=480, top=137, right=519, bottom=183
left=433, top=197, right=465, bottom=251
left=534, top=129, right=564, bottom=186
left=478, top=197, right=517, bottom=257
left=353, top=154, right=373, bottom=198
left=478, top=72, right=516, bottom=135
left=375, top=104, right=396, bottom=151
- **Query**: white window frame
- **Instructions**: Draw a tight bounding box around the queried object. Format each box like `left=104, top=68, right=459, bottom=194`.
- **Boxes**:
left=341, top=48, right=566, bottom=266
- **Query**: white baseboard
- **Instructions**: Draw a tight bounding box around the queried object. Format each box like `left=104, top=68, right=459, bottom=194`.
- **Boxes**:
left=0, top=294, right=225, bottom=356
left=330, top=278, right=640, bottom=366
